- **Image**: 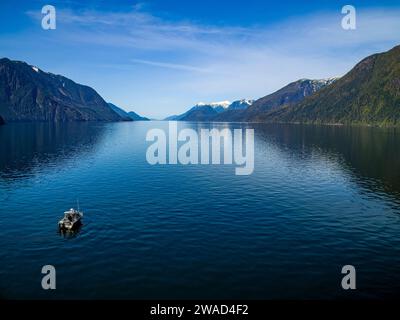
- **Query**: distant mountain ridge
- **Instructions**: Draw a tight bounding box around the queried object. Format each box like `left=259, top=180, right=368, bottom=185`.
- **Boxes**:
left=195, top=101, right=231, bottom=113
left=127, top=111, right=149, bottom=121
left=165, top=79, right=337, bottom=122
left=0, top=58, right=127, bottom=123
left=166, top=99, right=254, bottom=121
left=228, top=99, right=254, bottom=110
left=264, top=45, right=400, bottom=126
left=217, top=78, right=338, bottom=122
left=108, top=103, right=149, bottom=121
left=107, top=103, right=133, bottom=121
left=3, top=45, right=400, bottom=127
left=246, top=78, right=337, bottom=116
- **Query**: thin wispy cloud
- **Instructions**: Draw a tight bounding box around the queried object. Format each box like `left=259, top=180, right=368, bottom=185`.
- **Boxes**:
left=131, top=59, right=212, bottom=73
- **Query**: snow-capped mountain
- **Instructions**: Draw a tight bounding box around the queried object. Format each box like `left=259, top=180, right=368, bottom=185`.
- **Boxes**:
left=243, top=78, right=340, bottom=117
left=299, top=78, right=339, bottom=93
left=214, top=78, right=339, bottom=122
left=227, top=99, right=254, bottom=110
left=165, top=99, right=253, bottom=121
left=194, top=101, right=231, bottom=113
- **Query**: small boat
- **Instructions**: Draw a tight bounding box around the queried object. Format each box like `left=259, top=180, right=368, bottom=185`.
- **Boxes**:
left=58, top=206, right=83, bottom=230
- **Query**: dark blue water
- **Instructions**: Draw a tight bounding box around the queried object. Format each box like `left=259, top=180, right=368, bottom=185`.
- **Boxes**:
left=1, top=122, right=400, bottom=299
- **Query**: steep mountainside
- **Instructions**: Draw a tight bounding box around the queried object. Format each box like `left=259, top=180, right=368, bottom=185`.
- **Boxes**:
left=127, top=111, right=149, bottom=121
left=266, top=45, right=400, bottom=125
left=227, top=78, right=337, bottom=122
left=0, top=58, right=126, bottom=123
left=108, top=102, right=149, bottom=121
left=107, top=103, right=132, bottom=121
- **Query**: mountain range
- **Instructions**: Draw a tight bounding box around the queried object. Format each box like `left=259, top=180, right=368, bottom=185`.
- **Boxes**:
left=169, top=79, right=337, bottom=122
left=1, top=45, right=400, bottom=126
left=165, top=100, right=254, bottom=121
left=178, top=45, right=400, bottom=125
left=237, top=78, right=338, bottom=122
left=212, top=78, right=337, bottom=122
left=108, top=103, right=149, bottom=121
left=0, top=58, right=145, bottom=124
left=264, top=45, right=400, bottom=126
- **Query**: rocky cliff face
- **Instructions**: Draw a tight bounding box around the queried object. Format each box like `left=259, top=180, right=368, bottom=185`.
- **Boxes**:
left=0, top=58, right=126, bottom=123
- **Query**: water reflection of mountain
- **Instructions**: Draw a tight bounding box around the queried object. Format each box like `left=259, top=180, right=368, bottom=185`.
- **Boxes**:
left=2, top=121, right=400, bottom=202
left=0, top=122, right=107, bottom=181
left=254, top=124, right=400, bottom=200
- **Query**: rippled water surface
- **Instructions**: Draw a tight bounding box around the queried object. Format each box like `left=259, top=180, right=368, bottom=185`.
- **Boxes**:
left=1, top=122, right=400, bottom=299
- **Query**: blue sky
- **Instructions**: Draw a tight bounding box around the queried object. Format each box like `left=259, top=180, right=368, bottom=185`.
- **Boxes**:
left=1, top=0, right=400, bottom=118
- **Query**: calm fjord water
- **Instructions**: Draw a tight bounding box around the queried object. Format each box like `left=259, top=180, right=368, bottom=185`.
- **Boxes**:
left=0, top=121, right=400, bottom=299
